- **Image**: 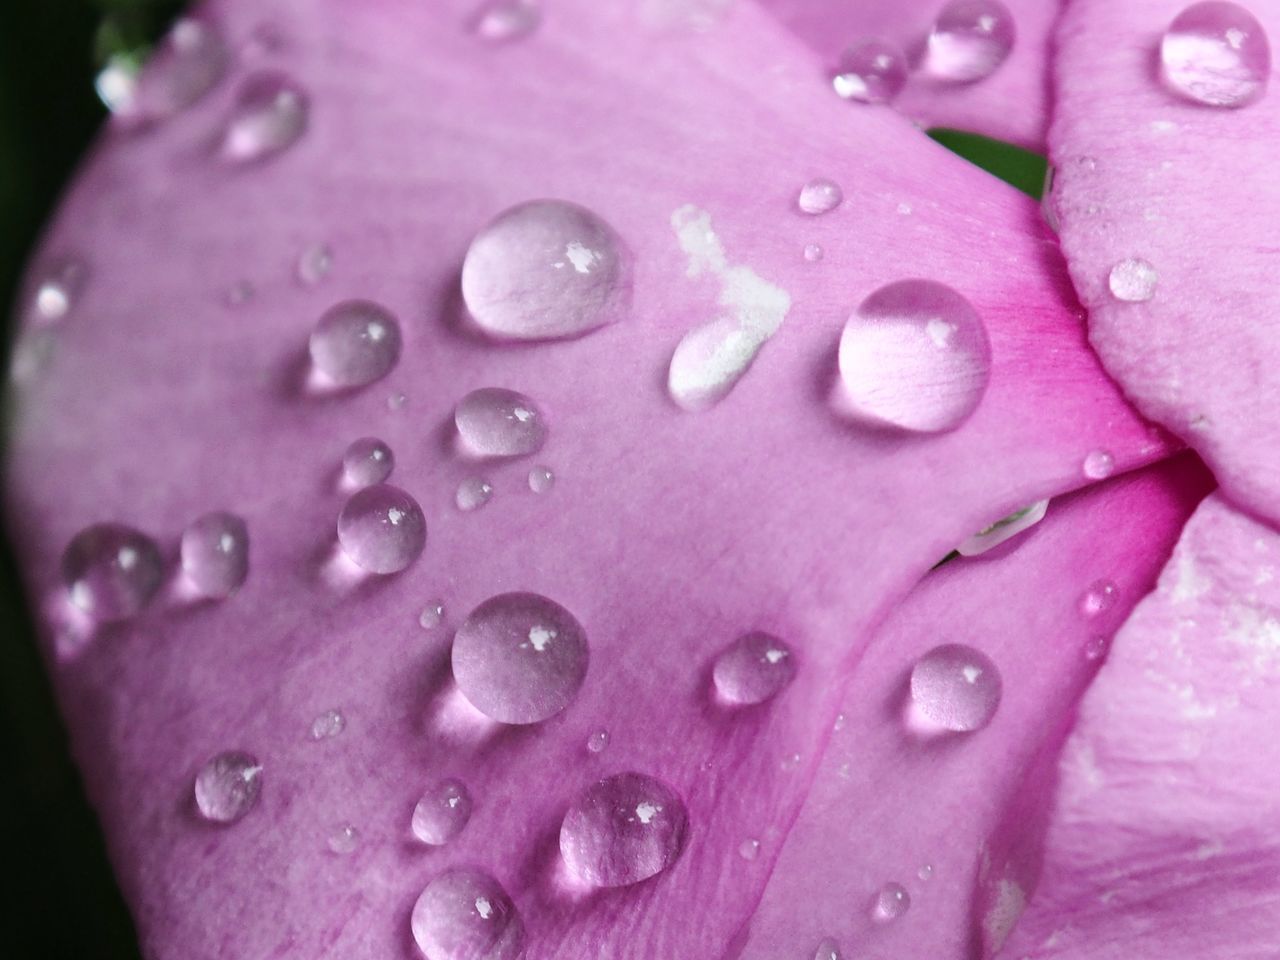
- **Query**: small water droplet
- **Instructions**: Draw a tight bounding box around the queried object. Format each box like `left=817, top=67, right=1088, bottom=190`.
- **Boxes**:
left=130, top=17, right=229, bottom=121
left=462, top=200, right=631, bottom=340
left=412, top=868, right=525, bottom=960
left=194, top=751, right=262, bottom=824
left=455, top=478, right=495, bottom=512
left=712, top=631, right=796, bottom=706
left=337, top=484, right=427, bottom=574
left=343, top=437, right=395, bottom=487
left=1108, top=258, right=1158, bottom=302
left=813, top=938, right=843, bottom=960
left=95, top=55, right=140, bottom=116
left=471, top=0, right=542, bottom=42
left=833, top=712, right=846, bottom=731
left=797, top=178, right=843, bottom=215
left=1079, top=579, right=1119, bottom=617
left=871, top=881, right=911, bottom=922
left=452, top=592, right=589, bottom=724
left=297, top=243, right=333, bottom=285
left=738, top=838, right=761, bottom=861
left=910, top=643, right=1002, bottom=732
left=309, top=300, right=403, bottom=388
left=1162, top=2, right=1270, bottom=107
left=223, top=280, right=254, bottom=307
left=420, top=601, right=446, bottom=629
left=586, top=729, right=610, bottom=753
left=328, top=823, right=360, bottom=854
left=559, top=772, right=688, bottom=887
left=221, top=72, right=308, bottom=162
left=455, top=387, right=548, bottom=457
left=388, top=392, right=408, bottom=411
left=62, top=524, right=164, bottom=622
left=803, top=243, right=824, bottom=262
left=920, top=0, right=1016, bottom=82
left=918, top=863, right=935, bottom=881
left=528, top=466, right=555, bottom=493
left=833, top=40, right=909, bottom=103
left=1082, top=449, right=1115, bottom=480
left=412, top=779, right=474, bottom=845
left=27, top=258, right=86, bottom=325
left=1084, top=635, right=1111, bottom=661
left=957, top=500, right=1049, bottom=556
left=181, top=511, right=249, bottom=598
left=836, top=279, right=991, bottom=433
left=310, top=709, right=346, bottom=740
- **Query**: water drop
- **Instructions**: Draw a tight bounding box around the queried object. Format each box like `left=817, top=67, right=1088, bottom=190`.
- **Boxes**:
left=455, top=478, right=495, bottom=512
left=455, top=387, right=547, bottom=458
left=1082, top=449, right=1115, bottom=480
left=738, top=838, right=761, bottom=861
left=471, top=0, right=542, bottom=42
left=343, top=437, right=395, bottom=487
left=412, top=779, right=474, bottom=845
left=221, top=72, right=308, bottom=163
left=586, top=729, right=610, bottom=753
left=797, top=178, right=843, bottom=215
left=452, top=592, right=589, bottom=724
left=836, top=279, right=991, bottom=433
left=910, top=643, right=1002, bottom=732
left=1084, top=635, right=1111, bottom=661
left=803, top=243, right=824, bottom=263
left=62, top=523, right=164, bottom=622
left=297, top=243, right=333, bottom=285
left=559, top=772, right=688, bottom=887
left=814, top=939, right=843, bottom=960
left=832, top=40, right=909, bottom=103
left=181, top=511, right=249, bottom=598
left=420, top=601, right=446, bottom=629
left=918, top=863, right=935, bottom=881
left=310, top=709, right=346, bottom=740
left=131, top=17, right=228, bottom=121
left=1161, top=2, right=1270, bottom=107
left=528, top=466, right=555, bottom=493
left=194, top=751, right=262, bottom=824
left=1079, top=579, right=1119, bottom=617
left=920, top=0, right=1016, bottom=82
left=328, top=823, right=360, bottom=854
left=337, top=484, right=427, bottom=574
left=388, top=392, right=408, bottom=411
left=309, top=300, right=403, bottom=388
left=1108, top=258, right=1158, bottom=302
left=27, top=258, right=86, bottom=325
left=224, top=280, right=255, bottom=307
left=956, top=500, right=1049, bottom=556
left=412, top=868, right=524, bottom=960
left=871, top=881, right=911, bottom=922
left=712, top=631, right=796, bottom=706
left=95, top=55, right=140, bottom=116
left=461, top=199, right=631, bottom=340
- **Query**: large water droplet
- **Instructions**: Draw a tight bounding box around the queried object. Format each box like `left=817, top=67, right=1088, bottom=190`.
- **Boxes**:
left=452, top=592, right=589, bottom=724
left=833, top=40, right=909, bottom=103
left=337, top=484, right=427, bottom=574
left=836, top=279, right=991, bottom=433
left=27, top=258, right=86, bottom=325
left=343, top=437, right=395, bottom=487
left=309, top=300, right=403, bottom=388
left=1162, top=2, right=1270, bottom=107
left=194, top=751, right=262, bottom=824
left=559, top=772, right=688, bottom=887
left=1082, top=449, right=1115, bottom=480
left=910, top=643, right=1002, bottom=732
left=221, top=72, right=309, bottom=162
left=1108, top=258, right=1158, bottom=302
left=455, top=477, right=495, bottom=512
left=712, top=631, right=796, bottom=706
left=412, top=868, right=524, bottom=960
left=181, top=511, right=249, bottom=598
left=461, top=200, right=631, bottom=340
left=956, top=500, right=1049, bottom=557
left=870, top=881, right=911, bottom=922
left=920, top=0, right=1016, bottom=82
left=455, top=387, right=547, bottom=458
left=797, top=178, right=844, bottom=215
left=62, top=524, right=164, bottom=622
left=412, top=779, right=474, bottom=845
left=471, top=0, right=542, bottom=41
left=131, top=17, right=229, bottom=121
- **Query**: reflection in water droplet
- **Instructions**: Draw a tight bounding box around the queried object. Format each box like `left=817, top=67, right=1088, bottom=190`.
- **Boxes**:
left=452, top=592, right=589, bottom=724
left=910, top=643, right=1002, bottom=732
left=328, top=823, right=360, bottom=854
left=797, top=178, right=844, bottom=215
left=1079, top=579, right=1119, bottom=617
left=455, top=478, right=495, bottom=512
left=62, top=524, right=164, bottom=622
left=130, top=17, right=228, bottom=121
left=462, top=200, right=631, bottom=340
left=871, top=881, right=911, bottom=922
left=27, top=258, right=86, bottom=325
left=587, top=729, right=609, bottom=753
left=221, top=72, right=309, bottom=163
left=413, top=779, right=474, bottom=845
left=309, top=300, right=403, bottom=388
left=297, top=243, right=333, bottom=285
left=559, top=772, right=688, bottom=887
left=528, top=466, right=555, bottom=493
left=833, top=40, right=909, bottom=103
left=412, top=868, right=525, bottom=960
left=1108, top=258, right=1158, bottom=302
left=310, top=709, right=346, bottom=740
left=420, top=601, right=446, bottom=630
left=1083, top=449, right=1115, bottom=480
left=1162, top=2, right=1270, bottom=107
left=738, top=838, right=761, bottom=861
left=455, top=387, right=547, bottom=457
left=920, top=0, right=1016, bottom=82
left=957, top=500, right=1049, bottom=557
left=194, top=751, right=262, bottom=823
left=471, top=0, right=542, bottom=42
left=813, top=938, right=842, bottom=960
left=712, top=631, right=796, bottom=706
left=337, top=484, right=426, bottom=574
left=181, top=511, right=249, bottom=598
left=343, top=437, right=395, bottom=488
left=836, top=279, right=991, bottom=433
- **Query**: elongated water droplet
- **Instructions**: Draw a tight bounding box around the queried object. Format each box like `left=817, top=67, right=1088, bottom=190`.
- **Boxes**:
left=455, top=387, right=547, bottom=457
left=62, top=524, right=164, bottom=622
left=528, top=466, right=555, bottom=493
left=420, top=601, right=446, bottom=629
left=412, top=779, right=474, bottom=845
left=814, top=938, right=842, bottom=960
left=1079, top=579, right=1119, bottom=617
left=1162, top=2, right=1270, bottom=107
left=309, top=300, right=403, bottom=388
left=833, top=40, right=908, bottom=103
left=412, top=868, right=524, bottom=960
left=27, top=258, right=86, bottom=325
left=836, top=279, right=991, bottom=433
left=1082, top=449, right=1115, bottom=480
left=194, top=751, right=262, bottom=824
left=452, top=592, right=589, bottom=724
left=471, top=0, right=542, bottom=42
left=181, top=511, right=249, bottom=598
left=462, top=200, right=631, bottom=340
left=910, top=643, right=1002, bottom=732
left=337, top=484, right=426, bottom=574
left=559, top=772, right=688, bottom=887
left=712, top=631, right=796, bottom=706
left=310, top=709, right=346, bottom=740
left=343, top=437, right=395, bottom=487
left=221, top=72, right=308, bottom=162
left=1108, top=258, right=1158, bottom=302
left=956, top=500, right=1049, bottom=556
left=297, top=243, right=333, bottom=285
left=328, top=823, right=360, bottom=854
left=131, top=17, right=228, bottom=121
left=920, top=0, right=1016, bottom=82
left=797, top=178, right=843, bottom=215
left=871, top=881, right=911, bottom=922
left=455, top=477, right=495, bottom=512
left=586, top=729, right=610, bottom=753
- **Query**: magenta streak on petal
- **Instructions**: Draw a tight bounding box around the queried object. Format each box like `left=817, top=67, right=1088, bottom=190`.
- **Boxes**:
left=3, top=1, right=1173, bottom=958
left=1004, top=493, right=1280, bottom=959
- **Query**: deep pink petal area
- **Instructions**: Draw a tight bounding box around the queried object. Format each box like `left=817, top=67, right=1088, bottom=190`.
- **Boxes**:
left=740, top=456, right=1210, bottom=960
left=5, top=1, right=1171, bottom=957
left=1048, top=0, right=1280, bottom=524
left=754, top=0, right=1057, bottom=148
left=1003, top=493, right=1280, bottom=959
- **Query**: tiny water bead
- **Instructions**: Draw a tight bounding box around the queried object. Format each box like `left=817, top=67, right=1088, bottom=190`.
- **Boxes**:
left=131, top=17, right=228, bottom=121
left=1161, top=2, right=1271, bottom=107
left=471, top=0, right=542, bottom=42
left=586, top=729, right=610, bottom=753
left=910, top=643, right=1003, bottom=732
left=343, top=437, right=395, bottom=487
left=871, top=882, right=911, bottom=922
left=797, top=178, right=844, bottom=215
left=95, top=56, right=140, bottom=116
left=1084, top=635, right=1111, bottom=661
left=461, top=199, right=631, bottom=340
left=1082, top=449, right=1116, bottom=480
left=420, top=601, right=446, bottom=629
left=528, top=466, right=555, bottom=494
left=455, top=477, right=495, bottom=512
left=180, top=511, right=249, bottom=598
left=559, top=772, right=689, bottom=887
left=920, top=0, right=1016, bottom=83
left=1079, top=579, right=1120, bottom=617
left=309, top=300, right=403, bottom=388
left=836, top=279, right=991, bottom=433
left=455, top=387, right=547, bottom=458
left=1108, top=258, right=1158, bottom=302
left=957, top=500, right=1049, bottom=557
left=814, top=939, right=842, bottom=960
left=297, top=243, right=333, bottom=285
left=310, top=709, right=346, bottom=740
left=412, top=868, right=524, bottom=960
left=337, top=484, right=427, bottom=574
left=194, top=751, right=262, bottom=824
left=62, top=524, right=165, bottom=622
left=28, top=258, right=86, bottom=325
left=328, top=823, right=360, bottom=854
left=918, top=863, right=935, bottom=881
left=803, top=243, right=824, bottom=263
left=452, top=592, right=589, bottom=724
left=832, top=40, right=909, bottom=103
left=738, top=838, right=761, bottom=861
left=221, top=72, right=309, bottom=162
left=412, top=779, right=474, bottom=846
left=712, top=631, right=796, bottom=706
